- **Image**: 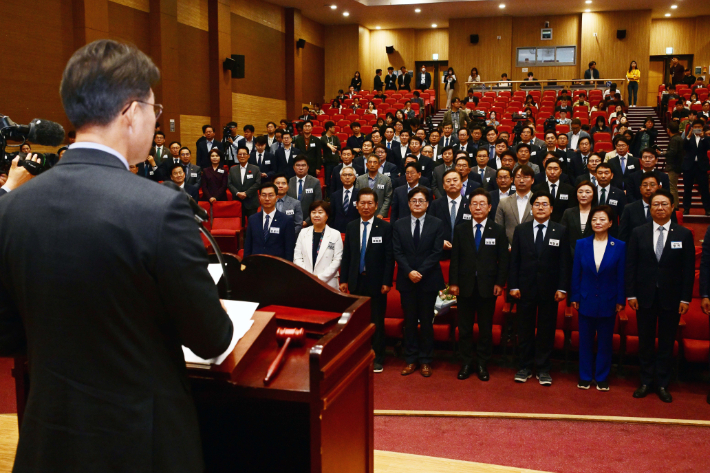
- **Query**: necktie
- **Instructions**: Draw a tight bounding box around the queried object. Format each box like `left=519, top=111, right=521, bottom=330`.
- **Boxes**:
left=490, top=145, right=495, bottom=159
left=413, top=219, right=421, bottom=248
left=620, top=156, right=626, bottom=174
left=536, top=223, right=545, bottom=255
left=359, top=222, right=369, bottom=273
left=550, top=183, right=557, bottom=200
left=207, top=141, right=212, bottom=152
left=475, top=223, right=482, bottom=251
left=276, top=199, right=284, bottom=213
left=480, top=169, right=485, bottom=181
left=298, top=179, right=303, bottom=201
left=450, top=200, right=457, bottom=241
left=387, top=142, right=391, bottom=149
left=156, top=147, right=161, bottom=160
left=258, top=153, right=262, bottom=166
left=174, top=158, right=179, bottom=164
left=656, top=226, right=665, bottom=261
left=445, top=137, right=449, bottom=147
left=645, top=204, right=652, bottom=222
left=591, top=176, right=597, bottom=186
left=263, top=215, right=270, bottom=240
left=460, top=182, right=466, bottom=197
left=599, top=187, right=606, bottom=206
left=343, top=190, right=350, bottom=212
left=582, top=155, right=588, bottom=167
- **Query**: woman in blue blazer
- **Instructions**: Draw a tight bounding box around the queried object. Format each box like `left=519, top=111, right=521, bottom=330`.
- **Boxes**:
left=570, top=205, right=626, bottom=391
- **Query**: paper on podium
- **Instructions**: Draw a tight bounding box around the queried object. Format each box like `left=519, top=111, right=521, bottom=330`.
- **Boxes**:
left=183, top=300, right=258, bottom=365
left=207, top=264, right=223, bottom=284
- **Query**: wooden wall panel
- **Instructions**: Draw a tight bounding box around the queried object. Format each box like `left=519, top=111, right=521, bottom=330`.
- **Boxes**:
left=300, top=16, right=324, bottom=48
left=415, top=29, right=449, bottom=62
left=449, top=17, right=513, bottom=91
left=230, top=0, right=284, bottom=33
left=108, top=2, right=151, bottom=53
left=650, top=18, right=696, bottom=56
left=695, top=17, right=710, bottom=74
left=581, top=11, right=651, bottom=106
left=178, top=24, right=211, bottom=116
left=511, top=15, right=580, bottom=81
left=369, top=29, right=417, bottom=79
left=110, top=0, right=149, bottom=12
left=180, top=114, right=211, bottom=157
left=302, top=44, right=326, bottom=105
left=358, top=26, right=371, bottom=89
left=178, top=0, right=208, bottom=31
left=325, top=24, right=360, bottom=100
left=230, top=13, right=286, bottom=100
left=232, top=93, right=287, bottom=134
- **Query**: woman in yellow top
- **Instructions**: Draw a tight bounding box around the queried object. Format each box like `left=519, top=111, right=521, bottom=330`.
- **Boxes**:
left=626, top=60, right=640, bottom=107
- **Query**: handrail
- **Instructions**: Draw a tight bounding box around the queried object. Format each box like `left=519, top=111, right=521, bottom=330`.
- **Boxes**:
left=464, top=78, right=629, bottom=93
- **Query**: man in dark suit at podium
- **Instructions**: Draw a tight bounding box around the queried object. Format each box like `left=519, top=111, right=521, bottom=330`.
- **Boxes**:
left=340, top=188, right=395, bottom=373
left=0, top=39, right=234, bottom=473
left=244, top=183, right=296, bottom=262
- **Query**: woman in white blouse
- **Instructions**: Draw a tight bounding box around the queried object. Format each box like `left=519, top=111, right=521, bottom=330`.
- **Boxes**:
left=560, top=181, right=596, bottom=258
left=467, top=67, right=480, bottom=84
left=293, top=201, right=344, bottom=290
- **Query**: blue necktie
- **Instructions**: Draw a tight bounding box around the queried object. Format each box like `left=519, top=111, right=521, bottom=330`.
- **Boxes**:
left=387, top=142, right=391, bottom=149
left=489, top=145, right=495, bottom=159
left=450, top=200, right=457, bottom=241
left=298, top=179, right=303, bottom=201
left=620, top=156, right=626, bottom=174
left=475, top=223, right=482, bottom=251
left=263, top=215, right=270, bottom=241
left=359, top=222, right=369, bottom=273
left=645, top=204, right=652, bottom=222
left=535, top=223, right=545, bottom=255
left=343, top=189, right=350, bottom=212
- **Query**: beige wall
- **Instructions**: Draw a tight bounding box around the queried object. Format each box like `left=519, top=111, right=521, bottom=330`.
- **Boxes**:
left=324, top=24, right=360, bottom=99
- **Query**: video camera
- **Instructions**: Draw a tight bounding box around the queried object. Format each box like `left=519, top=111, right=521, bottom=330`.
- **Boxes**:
left=543, top=115, right=557, bottom=133
left=1, top=114, right=65, bottom=175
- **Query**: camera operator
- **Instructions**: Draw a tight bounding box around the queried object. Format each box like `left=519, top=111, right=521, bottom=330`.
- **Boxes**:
left=0, top=155, right=41, bottom=196
left=222, top=121, right=242, bottom=167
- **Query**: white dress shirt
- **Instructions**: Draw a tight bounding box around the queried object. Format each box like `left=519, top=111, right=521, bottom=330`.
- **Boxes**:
left=652, top=220, right=671, bottom=253
left=569, top=133, right=581, bottom=150
left=532, top=219, right=549, bottom=242
left=516, top=192, right=531, bottom=223
left=68, top=142, right=129, bottom=169
left=448, top=195, right=462, bottom=219
left=472, top=218, right=487, bottom=238
left=410, top=214, right=426, bottom=235
left=239, top=164, right=248, bottom=181
left=263, top=208, right=276, bottom=230
left=343, top=186, right=354, bottom=205
left=359, top=217, right=374, bottom=251
left=593, top=238, right=607, bottom=271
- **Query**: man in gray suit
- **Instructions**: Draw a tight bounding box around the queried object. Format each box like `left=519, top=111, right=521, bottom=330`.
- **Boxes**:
left=228, top=146, right=262, bottom=218
left=355, top=154, right=393, bottom=219
left=178, top=146, right=202, bottom=189
left=287, top=156, right=322, bottom=226
left=273, top=173, right=303, bottom=237
left=432, top=146, right=456, bottom=199
left=494, top=165, right=535, bottom=244
left=566, top=119, right=591, bottom=152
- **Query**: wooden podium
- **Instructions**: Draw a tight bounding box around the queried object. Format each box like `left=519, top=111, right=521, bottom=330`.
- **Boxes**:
left=190, top=254, right=375, bottom=473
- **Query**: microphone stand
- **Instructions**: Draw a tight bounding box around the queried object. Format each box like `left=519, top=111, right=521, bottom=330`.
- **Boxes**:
left=195, top=217, right=233, bottom=300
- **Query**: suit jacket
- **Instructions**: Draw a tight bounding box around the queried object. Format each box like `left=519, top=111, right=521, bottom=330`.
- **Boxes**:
left=560, top=206, right=594, bottom=256
left=408, top=154, right=434, bottom=183
left=461, top=177, right=482, bottom=198
left=625, top=222, right=695, bottom=310
left=569, top=152, right=592, bottom=178
left=584, top=68, right=600, bottom=80
left=355, top=173, right=393, bottom=218
left=432, top=164, right=456, bottom=199
left=228, top=163, right=262, bottom=211
left=607, top=155, right=640, bottom=190
left=150, top=145, right=169, bottom=165
left=195, top=139, right=224, bottom=169
left=183, top=163, right=202, bottom=189
left=442, top=110, right=472, bottom=131
left=393, top=216, right=446, bottom=293
left=626, top=169, right=670, bottom=203
left=534, top=171, right=574, bottom=188
left=490, top=188, right=514, bottom=218
left=136, top=161, right=160, bottom=181
left=597, top=185, right=626, bottom=226
left=243, top=210, right=296, bottom=261
left=699, top=226, right=710, bottom=298
left=340, top=218, right=395, bottom=295
left=416, top=72, right=432, bottom=90
left=452, top=141, right=477, bottom=161
left=277, top=194, right=304, bottom=238
left=509, top=220, right=571, bottom=301
left=292, top=135, right=324, bottom=176
left=274, top=146, right=301, bottom=179
left=532, top=181, right=577, bottom=223
left=439, top=134, right=459, bottom=149
left=330, top=163, right=365, bottom=194
left=619, top=199, right=677, bottom=243
left=571, top=236, right=626, bottom=317
left=200, top=165, right=229, bottom=201
left=384, top=73, right=398, bottom=91
left=472, top=166, right=497, bottom=188
left=249, top=150, right=277, bottom=180
left=156, top=156, right=183, bottom=181
left=565, top=131, right=591, bottom=150
left=390, top=184, right=430, bottom=223
left=575, top=171, right=597, bottom=185
left=328, top=188, right=360, bottom=233
left=380, top=162, right=401, bottom=182
left=0, top=148, right=232, bottom=473
left=288, top=175, right=323, bottom=224
left=168, top=181, right=199, bottom=201
left=449, top=219, right=509, bottom=298
left=397, top=73, right=411, bottom=91
left=293, top=225, right=343, bottom=289
left=346, top=135, right=365, bottom=152
left=494, top=193, right=534, bottom=244
left=683, top=135, right=710, bottom=172
left=374, top=75, right=384, bottom=92
left=428, top=194, right=472, bottom=259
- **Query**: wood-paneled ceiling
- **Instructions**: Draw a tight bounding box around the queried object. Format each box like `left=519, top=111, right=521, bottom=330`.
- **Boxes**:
left=265, top=0, right=701, bottom=29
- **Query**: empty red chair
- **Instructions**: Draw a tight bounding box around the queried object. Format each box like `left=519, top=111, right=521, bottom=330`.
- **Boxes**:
left=336, top=120, right=350, bottom=129
left=337, top=132, right=348, bottom=142
left=360, top=125, right=373, bottom=135
left=211, top=201, right=243, bottom=254
left=594, top=141, right=614, bottom=153
left=593, top=132, right=611, bottom=142
left=311, top=126, right=324, bottom=136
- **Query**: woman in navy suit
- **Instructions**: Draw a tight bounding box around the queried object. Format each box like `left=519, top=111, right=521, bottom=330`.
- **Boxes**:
left=570, top=205, right=626, bottom=391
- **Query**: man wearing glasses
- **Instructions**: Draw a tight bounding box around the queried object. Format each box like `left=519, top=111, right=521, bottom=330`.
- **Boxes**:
left=495, top=165, right=536, bottom=245
left=393, top=187, right=446, bottom=377
left=509, top=190, right=570, bottom=386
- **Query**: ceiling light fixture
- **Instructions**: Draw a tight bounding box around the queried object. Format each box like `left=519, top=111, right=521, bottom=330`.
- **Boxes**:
left=499, top=3, right=506, bottom=8
left=415, top=8, right=421, bottom=13
left=432, top=23, right=437, bottom=28
left=585, top=8, right=591, bottom=12
left=330, top=5, right=337, bottom=9
left=343, top=11, right=349, bottom=16
left=665, top=12, right=671, bottom=16
left=585, top=0, right=592, bottom=3
left=671, top=4, right=677, bottom=7
left=376, top=26, right=381, bottom=29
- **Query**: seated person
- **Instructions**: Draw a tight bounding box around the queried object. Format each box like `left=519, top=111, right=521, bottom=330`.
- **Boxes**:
left=164, top=162, right=199, bottom=201
left=557, top=110, right=572, bottom=126
left=515, top=144, right=540, bottom=174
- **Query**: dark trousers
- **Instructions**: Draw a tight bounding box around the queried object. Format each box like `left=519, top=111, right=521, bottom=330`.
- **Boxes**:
left=353, top=275, right=387, bottom=364
left=457, top=289, right=497, bottom=366
left=682, top=164, right=710, bottom=210
left=400, top=290, right=437, bottom=364
left=636, top=293, right=682, bottom=388
left=324, top=163, right=337, bottom=197
left=578, top=314, right=616, bottom=382
left=627, top=81, right=639, bottom=106
left=516, top=297, right=558, bottom=373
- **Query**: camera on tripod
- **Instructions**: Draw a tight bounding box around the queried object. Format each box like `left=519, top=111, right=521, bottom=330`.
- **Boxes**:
left=1, top=114, right=65, bottom=176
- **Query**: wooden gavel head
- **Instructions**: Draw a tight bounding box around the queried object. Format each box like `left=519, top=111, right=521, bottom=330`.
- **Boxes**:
left=275, top=327, right=305, bottom=346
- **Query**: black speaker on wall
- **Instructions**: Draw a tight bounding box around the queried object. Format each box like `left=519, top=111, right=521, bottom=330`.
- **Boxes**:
left=386, top=45, right=395, bottom=54
left=617, top=29, right=626, bottom=40
left=223, top=54, right=245, bottom=79
left=470, top=34, right=479, bottom=44
left=296, top=38, right=306, bottom=49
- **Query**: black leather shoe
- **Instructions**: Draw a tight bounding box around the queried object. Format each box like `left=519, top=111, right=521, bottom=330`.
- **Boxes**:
left=476, top=364, right=490, bottom=381
left=457, top=364, right=473, bottom=380
left=657, top=387, right=673, bottom=403
left=633, top=384, right=652, bottom=398
left=683, top=209, right=690, bottom=215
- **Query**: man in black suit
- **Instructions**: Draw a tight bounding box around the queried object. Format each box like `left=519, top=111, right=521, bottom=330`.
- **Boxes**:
left=150, top=131, right=168, bottom=165
left=455, top=155, right=482, bottom=198
left=382, top=126, right=402, bottom=168
left=166, top=162, right=200, bottom=201
left=532, top=158, right=576, bottom=223
left=416, top=65, right=432, bottom=90
left=274, top=130, right=301, bottom=179
left=293, top=121, right=324, bottom=177
left=626, top=148, right=670, bottom=203
left=0, top=40, right=234, bottom=473
left=249, top=135, right=276, bottom=181
left=569, top=137, right=593, bottom=179
left=619, top=173, right=677, bottom=242
left=583, top=60, right=600, bottom=83
left=195, top=125, right=224, bottom=169
left=374, top=69, right=384, bottom=92
left=627, top=189, right=694, bottom=403
left=175, top=146, right=202, bottom=188
left=449, top=188, right=509, bottom=381
left=490, top=167, right=514, bottom=217
left=682, top=119, right=710, bottom=215
left=397, top=66, right=411, bottom=91
left=394, top=156, right=432, bottom=188
left=228, top=146, right=262, bottom=218
left=407, top=136, right=434, bottom=182
left=432, top=146, right=456, bottom=198
left=606, top=137, right=639, bottom=191
left=453, top=128, right=476, bottom=160
left=575, top=153, right=602, bottom=185
left=595, top=163, right=626, bottom=232
left=427, top=169, right=472, bottom=259
left=243, top=183, right=296, bottom=261
left=384, top=67, right=398, bottom=91
left=340, top=188, right=395, bottom=373
left=328, top=167, right=360, bottom=233
left=394, top=187, right=445, bottom=377
left=391, top=162, right=427, bottom=223
left=509, top=191, right=570, bottom=386
left=330, top=148, right=364, bottom=195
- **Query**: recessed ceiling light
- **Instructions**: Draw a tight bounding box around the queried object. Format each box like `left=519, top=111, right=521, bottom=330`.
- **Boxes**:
left=585, top=0, right=592, bottom=3
left=585, top=8, right=591, bottom=12
left=415, top=8, right=421, bottom=13
left=499, top=3, right=506, bottom=8
left=671, top=4, right=677, bottom=7
left=330, top=5, right=337, bottom=9
left=431, top=23, right=437, bottom=28
left=665, top=12, right=671, bottom=16
left=375, top=26, right=381, bottom=29
left=343, top=11, right=349, bottom=16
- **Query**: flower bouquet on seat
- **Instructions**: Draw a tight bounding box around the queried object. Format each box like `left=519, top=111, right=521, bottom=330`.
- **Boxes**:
left=434, top=284, right=457, bottom=317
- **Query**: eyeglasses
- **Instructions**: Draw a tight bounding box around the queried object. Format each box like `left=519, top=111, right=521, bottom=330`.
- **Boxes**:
left=651, top=202, right=671, bottom=208
left=126, top=100, right=163, bottom=120
left=469, top=202, right=489, bottom=208
left=532, top=203, right=550, bottom=208
left=409, top=199, right=427, bottom=204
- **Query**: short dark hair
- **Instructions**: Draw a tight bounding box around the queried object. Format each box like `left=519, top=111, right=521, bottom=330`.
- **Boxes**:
left=357, top=187, right=378, bottom=204
left=514, top=164, right=535, bottom=179
left=309, top=200, right=331, bottom=217
left=154, top=131, right=165, bottom=139
left=640, top=147, right=657, bottom=157
left=293, top=155, right=309, bottom=165
left=496, top=167, right=512, bottom=178
left=350, top=122, right=361, bottom=129
left=595, top=163, right=612, bottom=173
left=651, top=188, right=674, bottom=206
left=259, top=182, right=278, bottom=194
left=544, top=157, right=562, bottom=169
left=407, top=186, right=430, bottom=201
left=530, top=190, right=552, bottom=206
left=409, top=136, right=422, bottom=145
left=495, top=138, right=508, bottom=146
left=668, top=121, right=680, bottom=134
left=243, top=125, right=255, bottom=132
left=640, top=172, right=659, bottom=185
left=178, top=146, right=191, bottom=156
left=341, top=147, right=354, bottom=155
left=272, top=172, right=289, bottom=183
left=443, top=169, right=462, bottom=181
left=168, top=140, right=181, bottom=148
left=325, top=121, right=336, bottom=129
left=282, top=130, right=292, bottom=138
left=255, top=135, right=268, bottom=146
left=404, top=161, right=422, bottom=174
left=517, top=143, right=531, bottom=152
left=470, top=187, right=491, bottom=205
left=202, top=124, right=214, bottom=133
left=455, top=156, right=471, bottom=166
left=591, top=205, right=614, bottom=222
left=60, top=39, right=160, bottom=130
left=169, top=162, right=184, bottom=175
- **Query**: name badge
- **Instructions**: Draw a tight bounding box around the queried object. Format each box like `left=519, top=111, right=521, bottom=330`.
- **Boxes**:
left=384, top=172, right=390, bottom=176
left=531, top=151, right=537, bottom=155
left=486, top=177, right=491, bottom=182
left=149, top=171, right=154, bottom=175
left=463, top=214, right=472, bottom=220
left=627, top=164, right=635, bottom=169
left=511, top=185, right=516, bottom=191
left=549, top=239, right=560, bottom=247
left=191, top=173, right=197, bottom=177
left=353, top=201, right=358, bottom=206
left=377, top=184, right=385, bottom=189
left=485, top=238, right=496, bottom=245
left=218, top=169, right=224, bottom=173
left=265, top=160, right=271, bottom=164
left=422, top=165, right=426, bottom=170
left=609, top=199, right=618, bottom=205
left=559, top=194, right=568, bottom=200
left=671, top=241, right=683, bottom=249
left=328, top=242, right=335, bottom=250
left=372, top=236, right=383, bottom=244
left=285, top=209, right=294, bottom=215
left=306, top=188, right=314, bottom=194
left=310, top=143, right=316, bottom=148
left=269, top=227, right=280, bottom=234
left=247, top=174, right=254, bottom=179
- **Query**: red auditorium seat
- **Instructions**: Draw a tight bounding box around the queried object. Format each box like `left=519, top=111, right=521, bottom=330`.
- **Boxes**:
left=592, top=132, right=611, bottom=142
left=590, top=111, right=607, bottom=125
left=622, top=307, right=682, bottom=363
left=555, top=125, right=570, bottom=134
left=594, top=141, right=614, bottom=153
left=211, top=201, right=242, bottom=254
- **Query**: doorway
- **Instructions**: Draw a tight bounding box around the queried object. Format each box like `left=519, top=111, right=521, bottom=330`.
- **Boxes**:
left=649, top=54, right=694, bottom=86
left=647, top=59, right=664, bottom=106
left=415, top=60, right=448, bottom=110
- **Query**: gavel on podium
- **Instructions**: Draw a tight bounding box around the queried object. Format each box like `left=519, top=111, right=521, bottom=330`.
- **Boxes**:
left=263, top=327, right=306, bottom=385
